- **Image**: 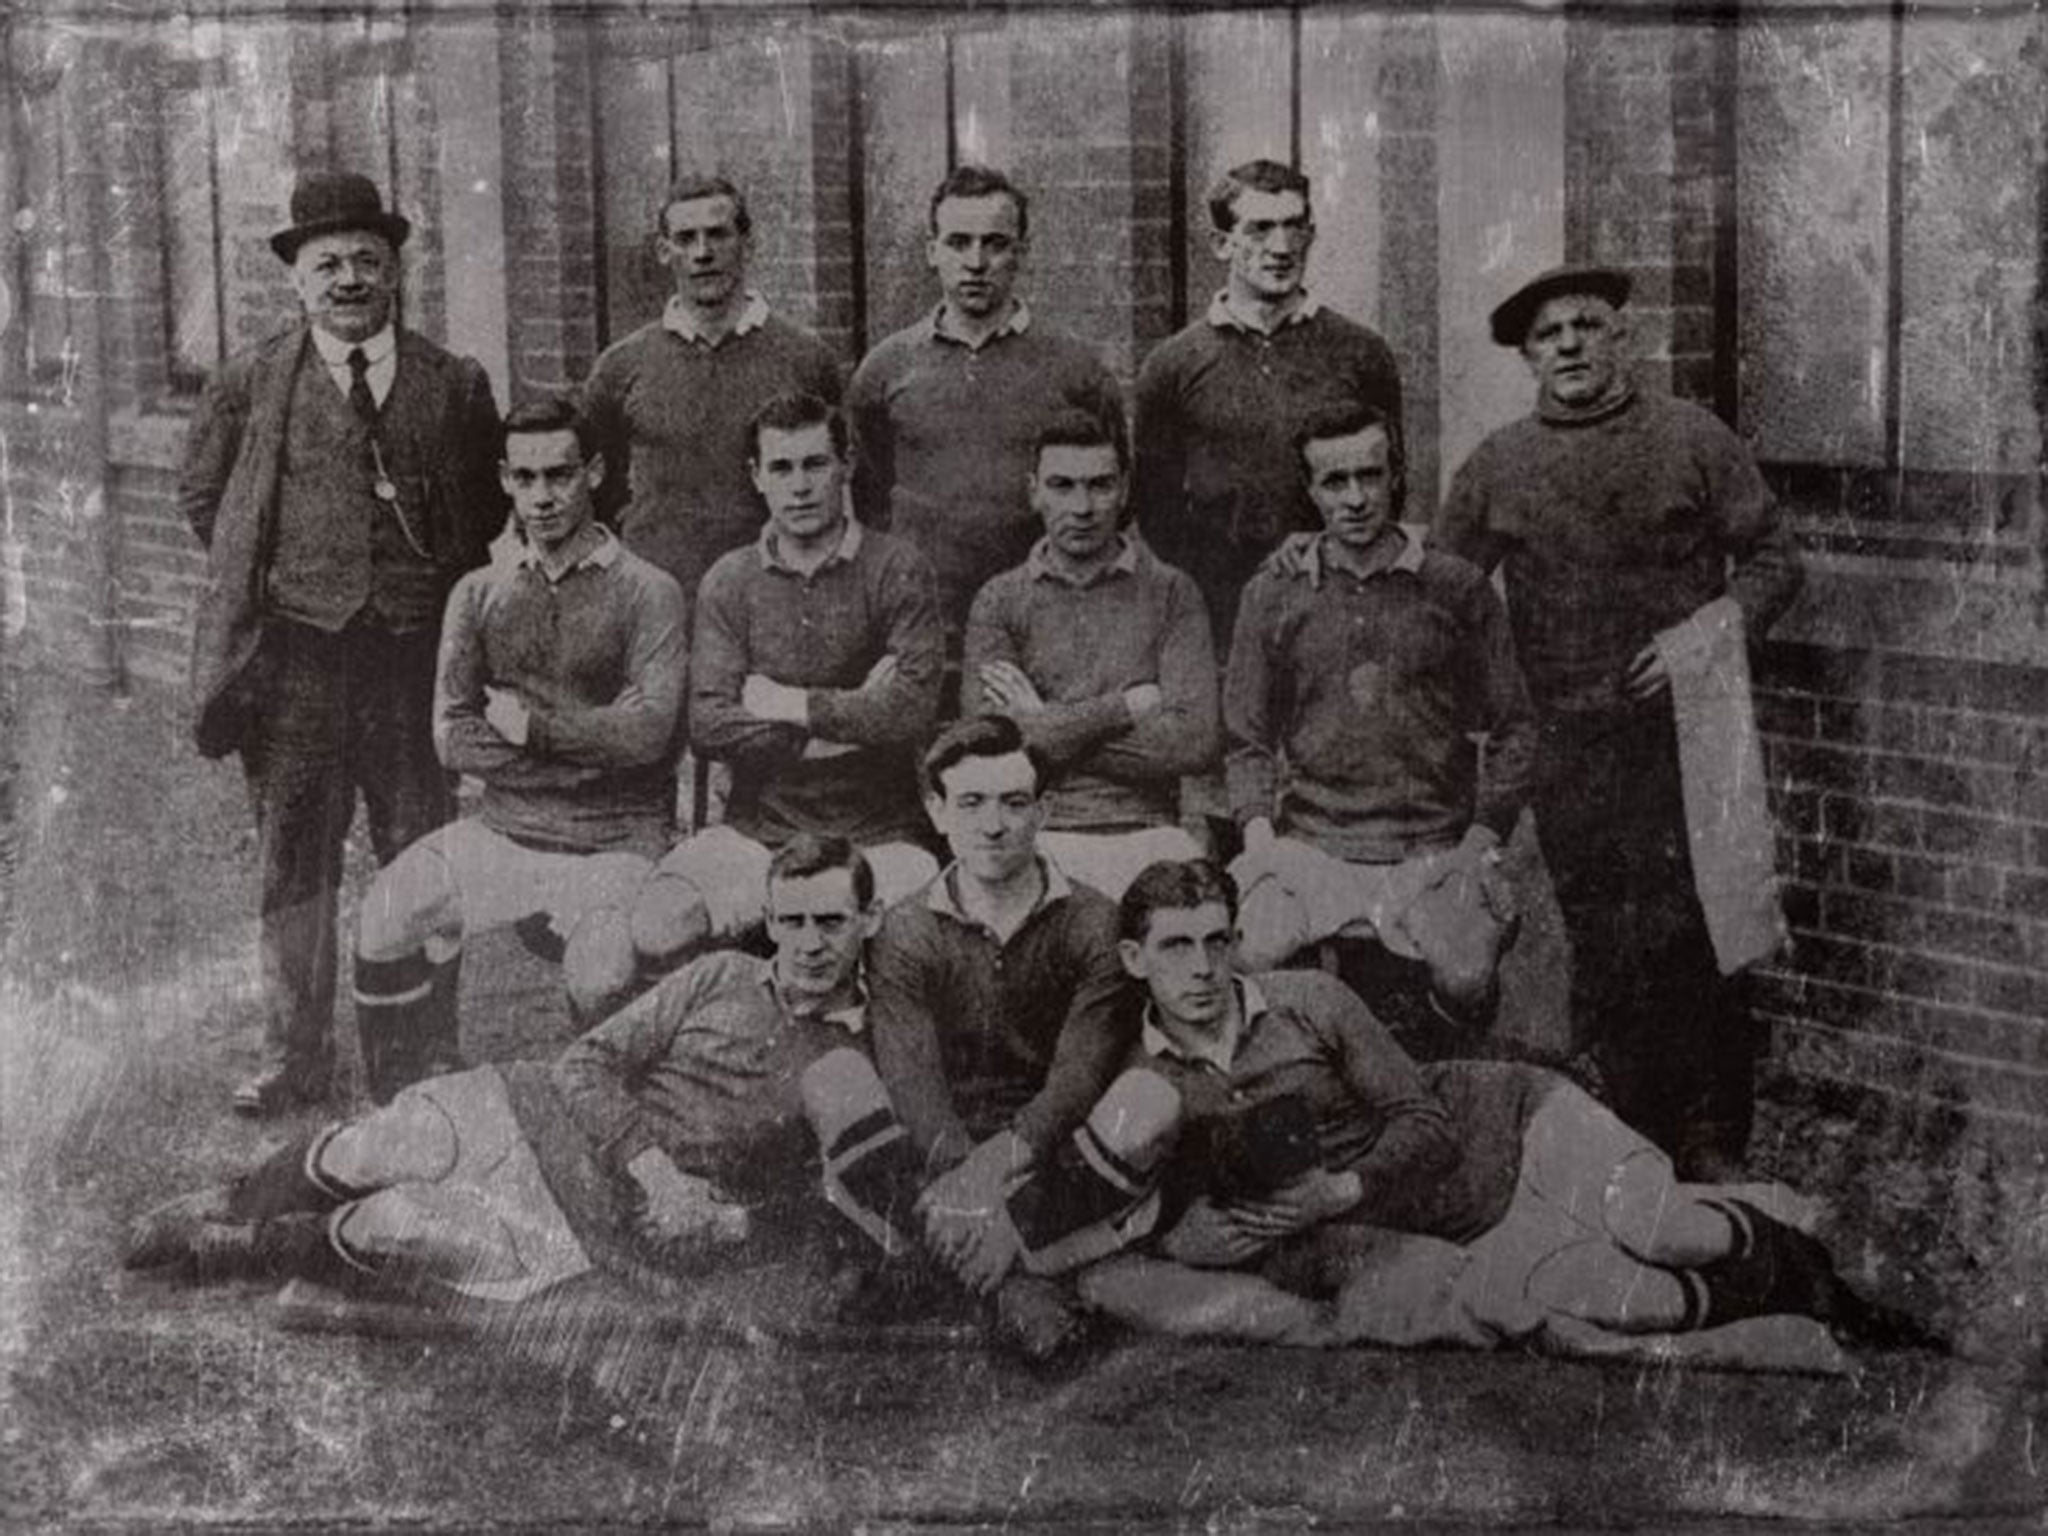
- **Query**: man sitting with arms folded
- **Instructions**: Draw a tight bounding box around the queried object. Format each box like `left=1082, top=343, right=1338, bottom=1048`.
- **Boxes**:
left=963, top=409, right=1219, bottom=901
left=1078, top=860, right=1941, bottom=1362
left=352, top=398, right=685, bottom=1097
left=125, top=836, right=882, bottom=1306
left=623, top=392, right=943, bottom=998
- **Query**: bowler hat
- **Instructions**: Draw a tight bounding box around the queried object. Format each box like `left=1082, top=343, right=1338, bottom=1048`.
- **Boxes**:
left=270, top=170, right=411, bottom=264
left=1488, top=265, right=1631, bottom=348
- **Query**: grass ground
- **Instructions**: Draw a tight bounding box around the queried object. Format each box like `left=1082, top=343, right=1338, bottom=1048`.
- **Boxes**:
left=2, top=662, right=2043, bottom=1531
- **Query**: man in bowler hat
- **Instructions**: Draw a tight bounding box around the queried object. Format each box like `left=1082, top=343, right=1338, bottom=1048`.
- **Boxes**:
left=180, top=169, right=504, bottom=1116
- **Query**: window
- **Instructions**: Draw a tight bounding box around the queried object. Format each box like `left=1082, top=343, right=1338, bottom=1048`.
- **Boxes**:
left=3, top=25, right=71, bottom=393
left=159, top=55, right=226, bottom=394
left=1736, top=5, right=2040, bottom=571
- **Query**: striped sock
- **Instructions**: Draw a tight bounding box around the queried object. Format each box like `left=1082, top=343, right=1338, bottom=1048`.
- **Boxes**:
left=352, top=948, right=461, bottom=1103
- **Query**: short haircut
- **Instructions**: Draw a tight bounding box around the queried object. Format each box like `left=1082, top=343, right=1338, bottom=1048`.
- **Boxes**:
left=929, top=163, right=1030, bottom=241
left=501, top=396, right=594, bottom=461
left=768, top=832, right=876, bottom=911
left=920, top=713, right=1050, bottom=803
left=659, top=174, right=751, bottom=238
left=1292, top=400, right=1406, bottom=515
left=1119, top=859, right=1240, bottom=944
left=1032, top=407, right=1129, bottom=475
left=1208, top=159, right=1312, bottom=234
left=746, top=390, right=848, bottom=464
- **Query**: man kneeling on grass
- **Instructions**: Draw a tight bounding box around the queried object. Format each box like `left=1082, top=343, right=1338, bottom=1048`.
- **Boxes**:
left=1077, top=859, right=1940, bottom=1359
left=123, top=835, right=882, bottom=1304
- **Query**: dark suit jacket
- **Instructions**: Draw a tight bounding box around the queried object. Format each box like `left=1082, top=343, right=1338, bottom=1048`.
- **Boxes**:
left=178, top=325, right=503, bottom=758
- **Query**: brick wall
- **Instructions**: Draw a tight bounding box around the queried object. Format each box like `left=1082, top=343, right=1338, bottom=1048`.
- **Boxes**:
left=809, top=34, right=859, bottom=361
left=5, top=405, right=106, bottom=679
left=98, top=42, right=173, bottom=413
left=1556, top=8, right=2048, bottom=1138
left=969, top=10, right=1175, bottom=382
left=498, top=12, right=602, bottom=397
left=1564, top=8, right=1725, bottom=407
left=1124, top=15, right=1177, bottom=369
left=1753, top=642, right=2048, bottom=1128
left=1375, top=14, right=1442, bottom=514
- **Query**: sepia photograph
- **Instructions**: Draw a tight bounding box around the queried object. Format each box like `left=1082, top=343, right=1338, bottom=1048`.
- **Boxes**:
left=1, top=0, right=2043, bottom=1527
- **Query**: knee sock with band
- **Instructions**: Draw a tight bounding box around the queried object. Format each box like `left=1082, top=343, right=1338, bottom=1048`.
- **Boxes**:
left=802, top=1049, right=924, bottom=1257
left=352, top=948, right=463, bottom=1103
left=224, top=1122, right=369, bottom=1223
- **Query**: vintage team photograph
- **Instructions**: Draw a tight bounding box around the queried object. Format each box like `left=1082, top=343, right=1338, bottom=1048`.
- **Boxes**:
left=1, top=0, right=2043, bottom=1527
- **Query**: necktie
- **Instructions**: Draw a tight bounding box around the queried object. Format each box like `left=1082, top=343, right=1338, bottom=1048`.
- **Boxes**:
left=346, top=347, right=378, bottom=423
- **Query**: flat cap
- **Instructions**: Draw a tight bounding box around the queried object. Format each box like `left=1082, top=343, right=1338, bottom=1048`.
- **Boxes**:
left=1488, top=265, right=1631, bottom=348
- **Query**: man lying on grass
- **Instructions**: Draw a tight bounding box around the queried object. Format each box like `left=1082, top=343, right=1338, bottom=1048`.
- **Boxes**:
left=123, top=835, right=880, bottom=1303
left=1077, top=859, right=1941, bottom=1361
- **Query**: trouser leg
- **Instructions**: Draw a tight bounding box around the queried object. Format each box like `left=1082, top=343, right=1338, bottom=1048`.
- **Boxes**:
left=1675, top=976, right=1761, bottom=1180
left=351, top=626, right=458, bottom=1083
left=1537, top=702, right=1754, bottom=1171
left=241, top=626, right=355, bottom=1094
left=352, top=625, right=454, bottom=866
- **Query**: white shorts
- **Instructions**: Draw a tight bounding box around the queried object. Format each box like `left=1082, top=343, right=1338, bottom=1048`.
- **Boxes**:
left=365, top=818, right=655, bottom=959
left=1231, top=836, right=1464, bottom=967
left=653, top=824, right=939, bottom=937
left=1039, top=826, right=1202, bottom=901
left=337, top=1065, right=594, bottom=1303
left=1320, top=1082, right=1661, bottom=1347
left=1450, top=1083, right=1669, bottom=1340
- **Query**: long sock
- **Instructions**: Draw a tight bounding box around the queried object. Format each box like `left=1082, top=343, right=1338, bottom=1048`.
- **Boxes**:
left=224, top=1124, right=366, bottom=1222
left=818, top=1106, right=924, bottom=1257
left=245, top=1208, right=390, bottom=1287
left=802, top=1048, right=923, bottom=1257
left=1007, top=1120, right=1159, bottom=1275
left=417, top=952, right=463, bottom=1074
left=353, top=948, right=461, bottom=1103
left=312, top=1204, right=395, bottom=1287
left=1675, top=1197, right=1833, bottom=1329
left=1009, top=1071, right=1180, bottom=1276
left=1677, top=1198, right=1943, bottom=1350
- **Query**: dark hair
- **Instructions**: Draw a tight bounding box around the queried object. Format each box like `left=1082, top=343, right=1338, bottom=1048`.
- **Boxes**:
left=501, top=396, right=595, bottom=461
left=659, top=174, right=751, bottom=238
left=1119, top=859, right=1240, bottom=944
left=1032, top=407, right=1129, bottom=476
left=920, top=713, right=1050, bottom=803
left=1208, top=159, right=1312, bottom=234
left=768, top=832, right=876, bottom=910
left=746, top=391, right=849, bottom=464
left=1291, top=400, right=1406, bottom=518
left=929, top=163, right=1029, bottom=241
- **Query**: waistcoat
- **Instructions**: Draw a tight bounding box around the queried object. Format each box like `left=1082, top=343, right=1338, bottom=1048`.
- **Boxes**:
left=270, top=350, right=445, bottom=630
